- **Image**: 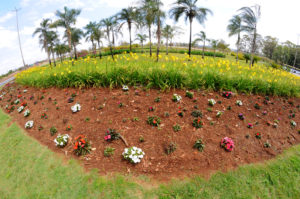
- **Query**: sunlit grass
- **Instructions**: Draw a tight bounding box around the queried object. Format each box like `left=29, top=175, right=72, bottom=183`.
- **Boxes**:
left=15, top=52, right=300, bottom=96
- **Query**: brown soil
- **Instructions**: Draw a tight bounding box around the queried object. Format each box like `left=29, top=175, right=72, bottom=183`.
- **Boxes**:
left=0, top=83, right=299, bottom=181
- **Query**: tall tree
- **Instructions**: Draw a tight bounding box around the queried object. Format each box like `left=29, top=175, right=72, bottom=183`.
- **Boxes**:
left=66, top=28, right=83, bottom=60
left=93, top=22, right=105, bottom=59
left=101, top=17, right=115, bottom=59
left=193, top=31, right=208, bottom=58
left=117, top=7, right=139, bottom=51
left=209, top=39, right=218, bottom=58
left=33, top=18, right=53, bottom=66
left=47, top=31, right=59, bottom=66
left=162, top=25, right=181, bottom=55
left=170, top=0, right=212, bottom=57
left=54, top=43, right=69, bottom=63
left=84, top=22, right=97, bottom=55
left=238, top=4, right=261, bottom=66
left=135, top=33, right=148, bottom=53
left=227, top=15, right=243, bottom=62
left=52, top=6, right=81, bottom=59
left=262, top=36, right=278, bottom=59
left=139, top=0, right=156, bottom=57
left=153, top=0, right=165, bottom=62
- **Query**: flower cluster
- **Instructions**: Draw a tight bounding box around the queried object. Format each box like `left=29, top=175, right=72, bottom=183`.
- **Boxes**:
left=216, top=111, right=223, bottom=118
left=122, top=146, right=145, bottom=164
left=18, top=106, right=24, bottom=113
left=41, top=113, right=48, bottom=119
left=238, top=113, right=245, bottom=120
left=172, top=94, right=182, bottom=102
left=255, top=132, right=261, bottom=139
left=24, top=109, right=30, bottom=117
left=66, top=125, right=72, bottom=131
left=71, top=103, right=81, bottom=113
left=54, top=134, right=69, bottom=147
left=122, top=85, right=129, bottom=91
left=290, top=120, right=297, bottom=127
left=73, top=135, right=91, bottom=156
left=222, top=91, right=233, bottom=99
left=236, top=100, right=243, bottom=106
left=208, top=99, right=216, bottom=106
left=220, top=137, right=234, bottom=152
left=104, top=128, right=120, bottom=141
left=177, top=110, right=184, bottom=117
left=247, top=123, right=253, bottom=129
left=192, top=118, right=204, bottom=129
left=148, top=106, right=155, bottom=112
left=25, top=120, right=34, bottom=129
left=14, top=99, right=20, bottom=105
left=147, top=116, right=161, bottom=127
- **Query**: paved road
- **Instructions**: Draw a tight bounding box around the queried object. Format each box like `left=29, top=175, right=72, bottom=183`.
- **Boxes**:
left=0, top=77, right=15, bottom=87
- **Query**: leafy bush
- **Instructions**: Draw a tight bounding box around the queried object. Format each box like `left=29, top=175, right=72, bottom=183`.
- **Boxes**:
left=193, top=139, right=205, bottom=152
left=122, top=146, right=144, bottom=163
left=165, top=142, right=177, bottom=155
left=147, top=116, right=161, bottom=127
left=104, top=147, right=115, bottom=157
left=173, top=124, right=181, bottom=132
left=73, top=135, right=91, bottom=156
left=50, top=126, right=57, bottom=136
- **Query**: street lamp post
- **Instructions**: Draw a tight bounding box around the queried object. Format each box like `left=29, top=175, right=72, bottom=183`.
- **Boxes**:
left=13, top=7, right=26, bottom=68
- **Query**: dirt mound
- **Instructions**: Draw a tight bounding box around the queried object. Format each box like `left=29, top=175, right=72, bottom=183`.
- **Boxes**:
left=0, top=83, right=299, bottom=181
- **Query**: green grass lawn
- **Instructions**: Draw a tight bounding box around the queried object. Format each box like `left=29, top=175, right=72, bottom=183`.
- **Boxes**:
left=1, top=108, right=300, bottom=199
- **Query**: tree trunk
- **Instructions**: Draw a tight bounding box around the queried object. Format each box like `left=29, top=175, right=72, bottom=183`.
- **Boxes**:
left=59, top=53, right=63, bottom=63
left=156, top=18, right=161, bottom=62
left=129, top=22, right=132, bottom=52
left=51, top=50, right=56, bottom=66
left=236, top=33, right=240, bottom=62
left=202, top=41, right=205, bottom=59
left=107, top=29, right=114, bottom=60
left=250, top=29, right=257, bottom=67
left=97, top=40, right=102, bottom=59
left=149, top=25, right=152, bottom=57
left=67, top=29, right=72, bottom=60
left=166, top=37, right=169, bottom=55
left=91, top=40, right=95, bottom=55
left=141, top=41, right=144, bottom=53
left=188, top=19, right=193, bottom=58
left=73, top=44, right=78, bottom=60
left=47, top=48, right=52, bottom=66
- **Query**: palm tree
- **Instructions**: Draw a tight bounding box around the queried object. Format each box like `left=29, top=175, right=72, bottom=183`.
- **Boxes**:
left=101, top=17, right=115, bottom=59
left=84, top=22, right=97, bottom=55
left=152, top=0, right=165, bottom=62
left=193, top=31, right=208, bottom=59
left=135, top=33, right=148, bottom=53
left=47, top=31, right=59, bottom=66
left=117, top=7, right=139, bottom=52
left=210, top=39, right=218, bottom=58
left=169, top=0, right=212, bottom=57
left=93, top=22, right=105, bottom=59
left=227, top=15, right=243, bottom=62
left=66, top=28, right=83, bottom=60
left=52, top=6, right=81, bottom=59
left=139, top=0, right=156, bottom=57
left=32, top=18, right=53, bottom=66
left=54, top=43, right=69, bottom=63
left=238, top=4, right=261, bottom=66
left=162, top=25, right=182, bottom=55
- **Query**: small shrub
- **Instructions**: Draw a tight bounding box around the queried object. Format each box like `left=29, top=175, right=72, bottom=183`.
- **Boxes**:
left=193, top=139, right=205, bottom=152
left=172, top=94, right=182, bottom=102
left=165, top=142, right=177, bottom=155
left=123, top=146, right=145, bottom=163
left=54, top=134, right=69, bottom=148
left=148, top=106, right=155, bottom=112
left=38, top=125, right=44, bottom=131
left=192, top=118, right=204, bottom=129
left=132, top=117, right=139, bottom=122
left=104, top=147, right=115, bottom=157
left=254, top=102, right=261, bottom=109
left=154, top=97, right=161, bottom=102
left=207, top=107, right=212, bottom=112
left=73, top=135, right=91, bottom=156
left=216, top=111, right=223, bottom=118
left=66, top=125, right=72, bottom=131
left=85, top=117, right=90, bottom=122
left=191, top=110, right=202, bottom=118
left=222, top=91, right=233, bottom=99
left=50, top=126, right=57, bottom=136
left=139, top=136, right=145, bottom=142
left=118, top=102, right=123, bottom=108
left=264, top=141, right=271, bottom=148
left=208, top=99, right=216, bottom=106
left=185, top=90, right=194, bottom=99
left=255, top=132, right=261, bottom=139
left=238, top=113, right=245, bottom=120
left=220, top=137, right=234, bottom=152
left=104, top=129, right=120, bottom=141
left=164, top=112, right=170, bottom=118
left=173, top=124, right=181, bottom=132
left=177, top=110, right=184, bottom=117
left=147, top=116, right=161, bottom=127
left=247, top=123, right=253, bottom=129
left=236, top=100, right=243, bottom=106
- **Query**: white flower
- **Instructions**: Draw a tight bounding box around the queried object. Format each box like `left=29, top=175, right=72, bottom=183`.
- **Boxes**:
left=208, top=99, right=216, bottom=106
left=71, top=103, right=81, bottom=113
left=54, top=134, right=69, bottom=147
left=18, top=106, right=24, bottom=113
left=236, top=100, right=243, bottom=106
left=24, top=109, right=30, bottom=117
left=14, top=99, right=20, bottom=104
left=23, top=89, right=28, bottom=93
left=122, top=85, right=129, bottom=91
left=291, top=120, right=297, bottom=126
left=25, top=120, right=34, bottom=129
left=173, top=94, right=182, bottom=102
left=123, top=146, right=145, bottom=164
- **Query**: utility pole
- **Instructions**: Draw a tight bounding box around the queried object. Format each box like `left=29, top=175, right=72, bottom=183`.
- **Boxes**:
left=13, top=7, right=26, bottom=68
left=293, top=34, right=300, bottom=68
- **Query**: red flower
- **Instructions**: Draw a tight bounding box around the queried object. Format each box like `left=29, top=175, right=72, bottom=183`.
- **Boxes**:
left=153, top=120, right=157, bottom=124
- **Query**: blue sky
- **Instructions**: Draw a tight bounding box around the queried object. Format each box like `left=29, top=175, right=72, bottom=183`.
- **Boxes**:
left=0, top=0, right=300, bottom=75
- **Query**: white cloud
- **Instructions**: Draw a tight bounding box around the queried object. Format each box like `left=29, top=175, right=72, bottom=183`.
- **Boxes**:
left=0, top=12, right=14, bottom=23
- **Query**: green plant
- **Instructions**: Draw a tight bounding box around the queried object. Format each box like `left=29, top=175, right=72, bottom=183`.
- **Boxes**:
left=85, top=117, right=90, bottom=122
left=192, top=118, right=204, bottom=128
left=132, top=117, right=139, bottom=122
left=165, top=142, right=177, bottom=155
left=139, top=136, right=145, bottom=143
left=147, top=116, right=161, bottom=127
left=104, top=147, right=115, bottom=157
left=164, top=112, right=170, bottom=118
left=193, top=139, right=205, bottom=152
left=173, top=124, right=181, bottom=132
left=191, top=110, right=202, bottom=118
left=185, top=90, right=194, bottom=99
left=207, top=107, right=212, bottom=112
left=154, top=97, right=161, bottom=102
left=264, top=141, right=271, bottom=148
left=50, top=126, right=57, bottom=136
